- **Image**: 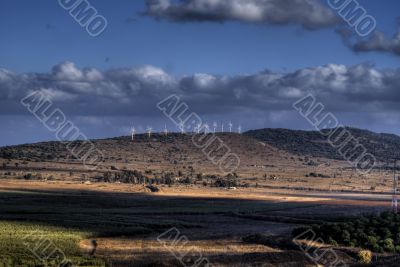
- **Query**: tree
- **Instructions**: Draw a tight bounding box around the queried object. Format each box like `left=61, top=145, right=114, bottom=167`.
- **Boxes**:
left=366, top=236, right=378, bottom=250
left=163, top=173, right=174, bottom=185
left=327, top=237, right=338, bottom=247
left=380, top=228, right=392, bottom=240
left=383, top=238, right=395, bottom=252
left=341, top=230, right=351, bottom=245
left=23, top=173, right=32, bottom=180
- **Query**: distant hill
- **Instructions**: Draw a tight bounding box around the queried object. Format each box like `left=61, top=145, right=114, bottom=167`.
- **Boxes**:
left=0, top=133, right=294, bottom=173
left=244, top=127, right=400, bottom=162
left=1, top=127, right=398, bottom=168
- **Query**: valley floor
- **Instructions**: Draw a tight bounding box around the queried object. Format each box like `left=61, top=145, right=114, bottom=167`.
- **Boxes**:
left=0, top=179, right=394, bottom=266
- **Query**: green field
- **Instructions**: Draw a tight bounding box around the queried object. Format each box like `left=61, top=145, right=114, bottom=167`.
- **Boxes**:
left=0, top=221, right=107, bottom=267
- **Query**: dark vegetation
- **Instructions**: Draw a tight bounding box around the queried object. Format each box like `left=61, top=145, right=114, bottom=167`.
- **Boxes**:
left=292, top=212, right=400, bottom=253
left=306, top=172, right=330, bottom=178
left=0, top=141, right=71, bottom=161
left=95, top=169, right=239, bottom=188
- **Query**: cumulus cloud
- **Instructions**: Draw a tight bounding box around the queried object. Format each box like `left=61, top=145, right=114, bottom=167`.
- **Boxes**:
left=2, top=61, right=400, bottom=119
left=144, top=0, right=339, bottom=29
left=338, top=27, right=400, bottom=56
left=3, top=61, right=400, bottom=144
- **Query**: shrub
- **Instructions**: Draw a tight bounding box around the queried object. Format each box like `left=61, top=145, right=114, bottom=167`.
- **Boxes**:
left=23, top=173, right=32, bottom=180
left=163, top=172, right=174, bottom=185
left=214, top=178, right=226, bottom=187
left=358, top=250, right=372, bottom=264
left=180, top=176, right=192, bottom=184
left=146, top=185, right=159, bottom=192
left=327, top=237, right=338, bottom=247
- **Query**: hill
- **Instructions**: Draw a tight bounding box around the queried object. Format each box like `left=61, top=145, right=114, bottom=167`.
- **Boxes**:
left=245, top=127, right=400, bottom=163
left=0, top=128, right=397, bottom=193
left=0, top=133, right=298, bottom=174
left=2, top=127, right=399, bottom=173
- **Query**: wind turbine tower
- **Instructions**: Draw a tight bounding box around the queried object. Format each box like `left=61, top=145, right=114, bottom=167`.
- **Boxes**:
left=228, top=122, right=233, bottom=133
left=164, top=124, right=168, bottom=136
left=131, top=126, right=136, bottom=141
left=213, top=122, right=217, bottom=134
left=146, top=126, right=153, bottom=138
left=179, top=122, right=185, bottom=134
left=204, top=123, right=210, bottom=134
left=196, top=123, right=201, bottom=134
left=238, top=124, right=242, bottom=134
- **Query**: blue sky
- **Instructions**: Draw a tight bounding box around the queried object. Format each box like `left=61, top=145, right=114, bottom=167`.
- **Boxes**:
left=1, top=0, right=399, bottom=74
left=0, top=0, right=400, bottom=145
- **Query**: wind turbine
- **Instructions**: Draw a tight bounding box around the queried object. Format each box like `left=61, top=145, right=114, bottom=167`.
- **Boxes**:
left=221, top=123, right=224, bottom=133
left=164, top=124, right=168, bottom=136
left=238, top=124, right=242, bottom=134
left=131, top=126, right=136, bottom=141
left=204, top=123, right=210, bottom=134
left=213, top=122, right=217, bottom=133
left=196, top=123, right=202, bottom=134
left=146, top=126, right=153, bottom=138
left=228, top=122, right=233, bottom=133
left=178, top=121, right=186, bottom=134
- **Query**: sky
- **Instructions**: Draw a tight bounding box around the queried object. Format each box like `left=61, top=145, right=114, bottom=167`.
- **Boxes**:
left=0, top=0, right=400, bottom=146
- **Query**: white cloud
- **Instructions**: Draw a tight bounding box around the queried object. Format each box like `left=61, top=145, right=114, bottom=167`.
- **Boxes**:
left=1, top=62, right=400, bottom=118
left=52, top=61, right=83, bottom=81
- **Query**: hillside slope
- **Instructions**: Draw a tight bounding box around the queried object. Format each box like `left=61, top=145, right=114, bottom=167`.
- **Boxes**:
left=245, top=127, right=399, bottom=162
left=0, top=133, right=299, bottom=174
left=0, top=129, right=397, bottom=192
